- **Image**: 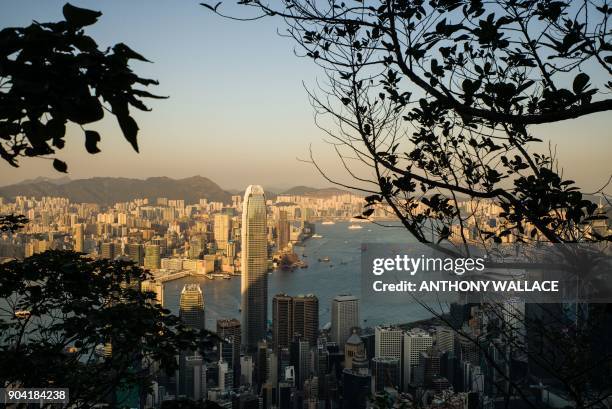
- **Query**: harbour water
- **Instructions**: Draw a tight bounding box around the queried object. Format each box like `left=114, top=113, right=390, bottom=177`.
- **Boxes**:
left=162, top=221, right=434, bottom=330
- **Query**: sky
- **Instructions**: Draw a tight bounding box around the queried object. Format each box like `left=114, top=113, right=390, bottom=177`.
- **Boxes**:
left=0, top=1, right=610, bottom=193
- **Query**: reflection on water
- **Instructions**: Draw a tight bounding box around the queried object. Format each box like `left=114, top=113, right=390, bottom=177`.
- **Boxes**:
left=163, top=221, right=433, bottom=330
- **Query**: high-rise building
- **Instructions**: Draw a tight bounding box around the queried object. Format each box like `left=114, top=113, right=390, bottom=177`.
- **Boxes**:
left=276, top=210, right=290, bottom=251
left=292, top=294, right=319, bottom=347
left=434, top=326, right=454, bottom=354
left=144, top=244, right=161, bottom=270
left=241, top=185, right=268, bottom=350
left=179, top=284, right=205, bottom=330
left=330, top=295, right=359, bottom=350
left=127, top=243, right=144, bottom=266
left=273, top=294, right=293, bottom=352
left=214, top=213, right=231, bottom=252
left=371, top=357, right=401, bottom=392
left=273, top=294, right=319, bottom=352
left=178, top=284, right=206, bottom=400
left=375, top=325, right=403, bottom=360
left=217, top=318, right=241, bottom=387
left=100, top=242, right=119, bottom=260
left=403, top=328, right=432, bottom=389
left=74, top=223, right=84, bottom=253
left=342, top=350, right=371, bottom=409
left=290, top=335, right=311, bottom=390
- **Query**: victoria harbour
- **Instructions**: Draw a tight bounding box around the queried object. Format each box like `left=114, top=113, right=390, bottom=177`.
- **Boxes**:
left=162, top=221, right=431, bottom=330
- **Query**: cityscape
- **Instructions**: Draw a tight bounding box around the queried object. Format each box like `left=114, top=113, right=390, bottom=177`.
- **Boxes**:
left=1, top=0, right=611, bottom=408
left=1, top=179, right=609, bottom=408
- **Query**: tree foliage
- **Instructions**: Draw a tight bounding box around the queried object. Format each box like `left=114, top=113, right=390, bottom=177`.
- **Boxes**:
left=206, top=0, right=612, bottom=247
left=0, top=3, right=164, bottom=172
left=0, top=251, right=217, bottom=408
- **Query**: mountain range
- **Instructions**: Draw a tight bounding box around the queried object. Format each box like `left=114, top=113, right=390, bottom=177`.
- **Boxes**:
left=0, top=176, right=355, bottom=205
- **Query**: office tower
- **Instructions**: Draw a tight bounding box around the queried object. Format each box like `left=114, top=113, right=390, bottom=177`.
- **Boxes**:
left=217, top=319, right=241, bottom=387
left=342, top=350, right=371, bottom=409
left=218, top=359, right=232, bottom=392
left=240, top=355, right=254, bottom=386
left=273, top=294, right=293, bottom=352
left=179, top=284, right=205, bottom=330
left=179, top=353, right=206, bottom=400
left=502, top=297, right=526, bottom=346
left=100, top=242, right=113, bottom=260
left=256, top=340, right=269, bottom=388
left=178, top=284, right=206, bottom=399
left=330, top=295, right=359, bottom=350
left=290, top=336, right=311, bottom=390
left=371, top=357, right=401, bottom=392
left=214, top=213, right=231, bottom=252
left=375, top=325, right=403, bottom=360
left=344, top=330, right=365, bottom=370
left=292, top=294, right=319, bottom=347
left=188, top=235, right=206, bottom=259
left=416, top=346, right=444, bottom=387
left=457, top=334, right=480, bottom=366
left=434, top=326, right=455, bottom=354
left=144, top=244, right=161, bottom=270
left=276, top=210, right=290, bottom=251
left=403, top=328, right=432, bottom=389
left=273, top=294, right=320, bottom=352
left=241, top=185, right=268, bottom=350
left=74, top=223, right=84, bottom=252
left=127, top=243, right=144, bottom=266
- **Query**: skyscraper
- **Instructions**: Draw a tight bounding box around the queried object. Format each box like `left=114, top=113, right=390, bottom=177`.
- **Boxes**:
left=371, top=357, right=401, bottom=392
left=403, top=328, right=432, bottom=389
left=74, top=223, right=84, bottom=253
left=179, top=284, right=205, bottom=330
left=214, top=213, right=231, bottom=252
left=241, top=185, right=268, bottom=350
left=217, top=318, right=242, bottom=388
left=292, top=294, right=319, bottom=347
left=273, top=294, right=293, bottom=352
left=144, top=244, right=161, bottom=270
left=375, top=325, right=403, bottom=360
left=330, top=295, right=359, bottom=350
left=276, top=210, right=290, bottom=251
left=273, top=294, right=319, bottom=352
left=179, top=284, right=206, bottom=399
left=127, top=243, right=144, bottom=266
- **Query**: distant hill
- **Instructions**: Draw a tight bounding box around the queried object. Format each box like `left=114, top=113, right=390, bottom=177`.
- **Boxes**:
left=0, top=176, right=231, bottom=205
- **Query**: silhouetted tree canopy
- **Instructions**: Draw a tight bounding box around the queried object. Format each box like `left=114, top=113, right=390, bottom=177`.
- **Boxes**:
left=205, top=0, right=611, bottom=247
left=0, top=251, right=218, bottom=408
left=0, top=214, right=28, bottom=233
left=0, top=3, right=164, bottom=173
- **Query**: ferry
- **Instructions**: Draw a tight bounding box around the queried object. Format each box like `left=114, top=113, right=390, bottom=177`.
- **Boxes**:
left=321, top=220, right=335, bottom=225
left=348, top=224, right=363, bottom=230
left=312, top=234, right=323, bottom=238
left=318, top=256, right=331, bottom=262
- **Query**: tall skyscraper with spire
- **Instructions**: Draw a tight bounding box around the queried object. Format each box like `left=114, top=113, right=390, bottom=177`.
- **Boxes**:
left=241, top=185, right=268, bottom=350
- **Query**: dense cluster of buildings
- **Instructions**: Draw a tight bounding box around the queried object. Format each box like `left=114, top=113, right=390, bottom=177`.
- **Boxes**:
left=1, top=187, right=610, bottom=408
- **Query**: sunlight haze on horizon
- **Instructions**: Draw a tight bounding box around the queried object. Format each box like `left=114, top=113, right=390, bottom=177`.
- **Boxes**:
left=0, top=0, right=610, bottom=193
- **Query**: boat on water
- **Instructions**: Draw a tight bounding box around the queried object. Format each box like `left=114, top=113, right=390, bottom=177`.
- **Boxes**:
left=312, top=234, right=323, bottom=238
left=318, top=256, right=331, bottom=262
left=321, top=220, right=335, bottom=225
left=348, top=224, right=363, bottom=230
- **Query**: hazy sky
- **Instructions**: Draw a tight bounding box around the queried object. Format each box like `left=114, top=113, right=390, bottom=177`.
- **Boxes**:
left=1, top=1, right=610, bottom=192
